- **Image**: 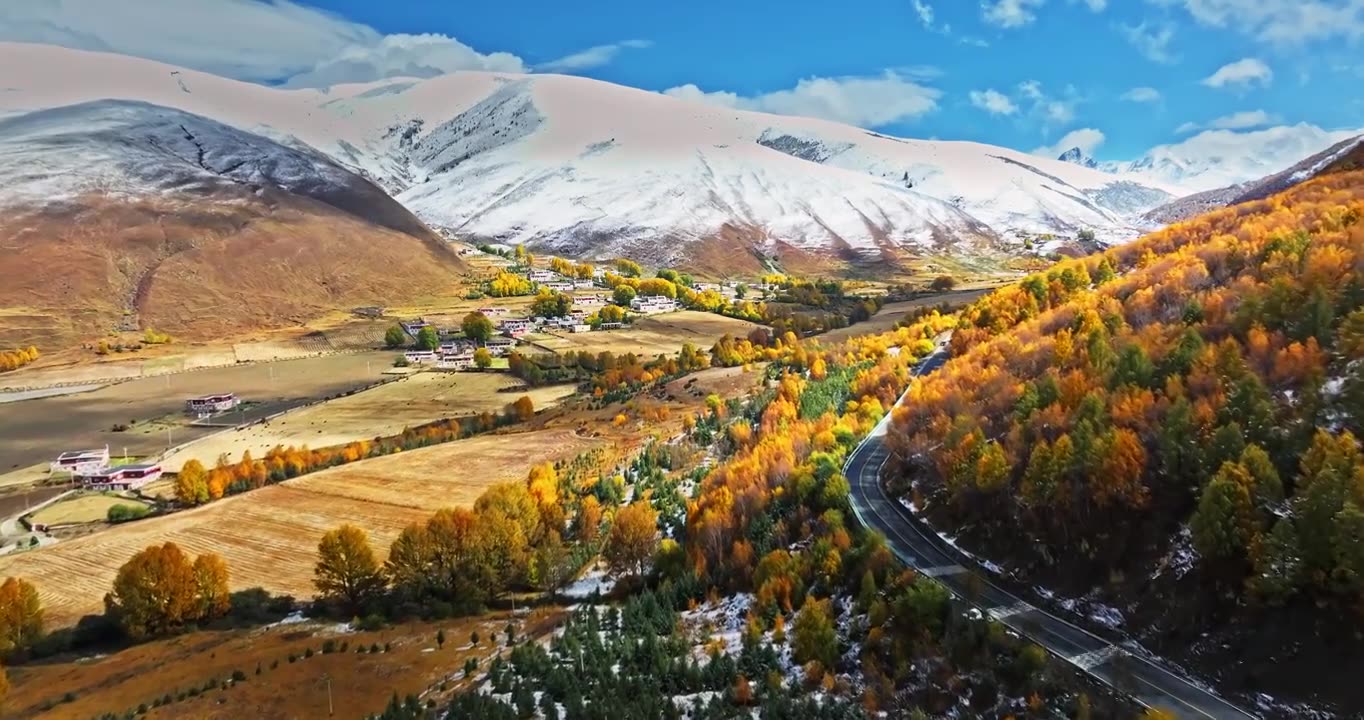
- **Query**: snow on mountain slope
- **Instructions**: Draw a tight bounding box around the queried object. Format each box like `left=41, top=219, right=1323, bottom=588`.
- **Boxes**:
left=1115, top=124, right=1364, bottom=193
left=0, top=42, right=1181, bottom=266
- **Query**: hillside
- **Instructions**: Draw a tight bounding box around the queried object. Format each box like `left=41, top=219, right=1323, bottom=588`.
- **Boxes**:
left=0, top=100, right=466, bottom=350
left=886, top=158, right=1364, bottom=715
left=0, top=42, right=1181, bottom=272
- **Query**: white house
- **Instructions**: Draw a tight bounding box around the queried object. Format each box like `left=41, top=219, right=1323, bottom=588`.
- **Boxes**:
left=528, top=269, right=559, bottom=283
left=51, top=448, right=110, bottom=475
left=79, top=463, right=162, bottom=491
left=572, top=295, right=605, bottom=307
left=544, top=281, right=575, bottom=292
left=571, top=324, right=592, bottom=333
left=186, top=393, right=240, bottom=416
left=501, top=318, right=534, bottom=337
left=436, top=350, right=475, bottom=370
left=485, top=337, right=517, bottom=356
left=404, top=350, right=437, bottom=364
left=573, top=279, right=596, bottom=290
left=477, top=307, right=509, bottom=317
left=630, top=296, right=680, bottom=314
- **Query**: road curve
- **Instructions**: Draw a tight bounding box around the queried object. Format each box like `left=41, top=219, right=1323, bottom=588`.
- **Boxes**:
left=845, top=344, right=1257, bottom=720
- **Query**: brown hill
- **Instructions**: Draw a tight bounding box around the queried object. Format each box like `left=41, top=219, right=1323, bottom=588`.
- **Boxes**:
left=0, top=101, right=466, bottom=350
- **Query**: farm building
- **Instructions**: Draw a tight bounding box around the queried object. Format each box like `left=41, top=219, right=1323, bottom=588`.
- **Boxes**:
left=186, top=393, right=240, bottom=416
left=630, top=296, right=680, bottom=314
left=350, top=306, right=385, bottom=319
left=570, top=324, right=592, bottom=333
left=501, top=318, right=534, bottom=337
left=528, top=270, right=559, bottom=283
left=51, top=448, right=110, bottom=475
left=477, top=307, right=509, bottom=317
left=400, top=319, right=433, bottom=336
left=544, top=281, right=575, bottom=292
left=573, top=279, right=596, bottom=289
left=485, top=337, right=517, bottom=356
left=572, top=295, right=605, bottom=307
left=78, top=463, right=162, bottom=491
left=404, top=350, right=438, bottom=364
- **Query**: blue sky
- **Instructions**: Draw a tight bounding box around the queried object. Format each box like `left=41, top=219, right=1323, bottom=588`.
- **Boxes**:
left=3, top=0, right=1362, bottom=161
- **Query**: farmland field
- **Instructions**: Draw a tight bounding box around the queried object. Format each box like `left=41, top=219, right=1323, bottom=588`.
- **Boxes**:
left=525, top=310, right=760, bottom=357
left=0, top=428, right=605, bottom=628
left=159, top=372, right=578, bottom=470
left=5, top=608, right=565, bottom=720
left=29, top=493, right=149, bottom=526
left=0, top=351, right=396, bottom=474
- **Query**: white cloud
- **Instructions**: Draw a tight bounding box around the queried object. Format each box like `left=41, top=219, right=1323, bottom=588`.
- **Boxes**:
left=1137, top=122, right=1364, bottom=191
left=912, top=0, right=936, bottom=27
left=1160, top=0, right=1364, bottom=44
left=0, top=0, right=377, bottom=82
left=664, top=71, right=941, bottom=128
left=1177, top=110, right=1279, bottom=133
left=1017, top=80, right=1045, bottom=101
left=1202, top=58, right=1273, bottom=89
left=1121, top=87, right=1162, bottom=102
left=0, top=0, right=531, bottom=87
left=285, top=33, right=525, bottom=87
left=982, top=0, right=1046, bottom=28
left=1209, top=110, right=1277, bottom=129
left=969, top=89, right=1019, bottom=115
left=538, top=40, right=652, bottom=73
left=1033, top=128, right=1106, bottom=158
left=1119, top=21, right=1177, bottom=63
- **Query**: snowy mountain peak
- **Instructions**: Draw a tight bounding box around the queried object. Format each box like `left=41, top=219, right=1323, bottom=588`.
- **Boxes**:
left=1057, top=147, right=1099, bottom=170
left=0, top=42, right=1184, bottom=270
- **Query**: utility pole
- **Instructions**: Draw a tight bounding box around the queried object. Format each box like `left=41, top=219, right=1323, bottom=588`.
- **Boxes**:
left=323, top=673, right=333, bottom=716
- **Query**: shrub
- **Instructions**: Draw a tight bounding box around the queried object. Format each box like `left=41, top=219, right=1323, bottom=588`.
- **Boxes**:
left=106, top=503, right=151, bottom=524
left=287, top=653, right=297, bottom=663
left=322, top=639, right=336, bottom=654
left=231, top=669, right=247, bottom=682
left=304, top=647, right=314, bottom=658
left=371, top=642, right=381, bottom=653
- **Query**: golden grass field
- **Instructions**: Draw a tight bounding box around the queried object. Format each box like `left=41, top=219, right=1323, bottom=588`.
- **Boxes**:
left=525, top=310, right=760, bottom=357
left=28, top=493, right=149, bottom=526
left=0, top=429, right=606, bottom=629
left=158, top=372, right=578, bottom=471
left=5, top=608, right=564, bottom=720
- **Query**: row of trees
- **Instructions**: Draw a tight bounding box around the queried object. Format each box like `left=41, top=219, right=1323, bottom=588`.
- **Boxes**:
left=0, top=346, right=37, bottom=373
left=175, top=398, right=536, bottom=505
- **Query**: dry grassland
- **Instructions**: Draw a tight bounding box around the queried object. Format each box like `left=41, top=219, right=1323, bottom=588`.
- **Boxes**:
left=29, top=494, right=148, bottom=526
left=5, top=608, right=564, bottom=720
left=0, top=430, right=604, bottom=628
left=159, top=372, right=577, bottom=470
left=526, top=311, right=760, bottom=357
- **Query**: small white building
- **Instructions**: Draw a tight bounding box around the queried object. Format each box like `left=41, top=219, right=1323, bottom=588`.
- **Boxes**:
left=79, top=463, right=162, bottom=491
left=186, top=393, right=240, bottom=417
left=477, top=307, right=509, bottom=317
left=630, top=296, right=680, bottom=314
left=572, top=295, right=605, bottom=307
left=51, top=448, right=110, bottom=475
left=404, top=350, right=437, bottom=364
left=436, top=350, right=475, bottom=370
left=544, top=281, right=575, bottom=292
left=485, top=337, right=517, bottom=356
left=528, top=269, right=559, bottom=283
left=573, top=279, right=596, bottom=290
left=571, top=324, right=592, bottom=333
left=501, top=318, right=533, bottom=336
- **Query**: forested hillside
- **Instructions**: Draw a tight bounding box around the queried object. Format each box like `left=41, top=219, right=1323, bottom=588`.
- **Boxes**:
left=888, top=147, right=1364, bottom=713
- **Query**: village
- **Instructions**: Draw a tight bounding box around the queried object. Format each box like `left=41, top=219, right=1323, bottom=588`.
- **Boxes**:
left=394, top=256, right=753, bottom=370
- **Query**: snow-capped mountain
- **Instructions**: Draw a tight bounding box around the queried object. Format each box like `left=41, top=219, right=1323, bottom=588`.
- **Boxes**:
left=0, top=42, right=1182, bottom=269
left=1107, top=124, right=1364, bottom=193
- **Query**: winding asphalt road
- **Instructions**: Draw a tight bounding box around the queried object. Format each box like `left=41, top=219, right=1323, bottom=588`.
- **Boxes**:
left=845, top=342, right=1257, bottom=719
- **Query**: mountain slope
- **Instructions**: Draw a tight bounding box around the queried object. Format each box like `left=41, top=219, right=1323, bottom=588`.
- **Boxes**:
left=0, top=42, right=1180, bottom=270
left=1142, top=134, right=1364, bottom=224
left=887, top=159, right=1364, bottom=716
left=0, top=100, right=465, bottom=349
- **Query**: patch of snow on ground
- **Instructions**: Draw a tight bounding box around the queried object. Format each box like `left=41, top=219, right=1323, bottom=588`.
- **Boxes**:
left=1150, top=526, right=1198, bottom=581
left=561, top=564, right=616, bottom=599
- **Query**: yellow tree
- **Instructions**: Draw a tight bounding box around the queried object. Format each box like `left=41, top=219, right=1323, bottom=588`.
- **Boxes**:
left=193, top=553, right=231, bottom=620
left=313, top=524, right=385, bottom=614
left=603, top=502, right=659, bottom=578
left=175, top=459, right=209, bottom=506
left=106, top=543, right=198, bottom=639
left=0, top=577, right=43, bottom=654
